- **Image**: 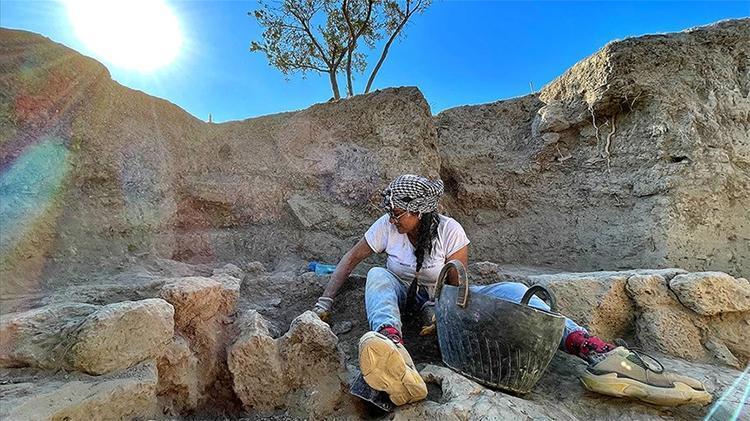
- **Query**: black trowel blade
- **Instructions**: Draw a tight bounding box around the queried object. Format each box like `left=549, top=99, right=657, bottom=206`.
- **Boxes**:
left=349, top=371, right=395, bottom=412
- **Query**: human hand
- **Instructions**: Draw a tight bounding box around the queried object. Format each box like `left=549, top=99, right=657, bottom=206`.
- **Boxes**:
left=419, top=301, right=436, bottom=336
left=313, top=296, right=333, bottom=322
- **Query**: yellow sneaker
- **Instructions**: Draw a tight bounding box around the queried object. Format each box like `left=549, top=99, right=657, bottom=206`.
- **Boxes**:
left=580, top=346, right=713, bottom=406
left=358, top=330, right=428, bottom=406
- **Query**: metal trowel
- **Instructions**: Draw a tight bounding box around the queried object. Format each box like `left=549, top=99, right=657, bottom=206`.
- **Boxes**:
left=349, top=371, right=395, bottom=412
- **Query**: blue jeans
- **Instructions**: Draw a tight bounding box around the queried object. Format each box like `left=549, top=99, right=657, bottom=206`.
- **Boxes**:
left=364, top=267, right=587, bottom=351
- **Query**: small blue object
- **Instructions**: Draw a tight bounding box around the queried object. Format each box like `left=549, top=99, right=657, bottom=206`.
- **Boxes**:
left=308, top=261, right=337, bottom=275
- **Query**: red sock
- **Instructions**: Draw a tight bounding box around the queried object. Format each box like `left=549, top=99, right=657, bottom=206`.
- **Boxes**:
left=565, top=330, right=615, bottom=361
left=378, top=326, right=403, bottom=344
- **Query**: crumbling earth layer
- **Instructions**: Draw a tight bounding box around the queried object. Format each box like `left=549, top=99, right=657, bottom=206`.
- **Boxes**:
left=1, top=20, right=748, bottom=295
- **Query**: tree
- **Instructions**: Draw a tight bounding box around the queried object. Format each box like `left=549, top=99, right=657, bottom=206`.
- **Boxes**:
left=364, top=0, right=429, bottom=94
left=249, top=0, right=430, bottom=99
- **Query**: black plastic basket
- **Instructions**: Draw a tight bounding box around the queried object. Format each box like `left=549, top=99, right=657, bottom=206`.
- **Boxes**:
left=434, top=260, right=565, bottom=394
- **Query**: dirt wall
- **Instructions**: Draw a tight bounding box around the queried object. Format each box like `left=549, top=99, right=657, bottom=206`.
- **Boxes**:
left=437, top=19, right=749, bottom=276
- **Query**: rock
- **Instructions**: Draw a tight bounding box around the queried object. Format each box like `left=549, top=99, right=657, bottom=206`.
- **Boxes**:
left=280, top=312, right=345, bottom=418
left=534, top=100, right=573, bottom=133
left=704, top=311, right=750, bottom=365
left=287, top=194, right=327, bottom=228
left=147, top=258, right=211, bottom=277
left=160, top=277, right=224, bottom=331
left=669, top=272, right=750, bottom=316
left=286, top=194, right=358, bottom=231
left=529, top=272, right=633, bottom=340
left=0, top=300, right=173, bottom=375
left=212, top=274, right=242, bottom=314
left=394, top=365, right=577, bottom=420
left=332, top=320, right=353, bottom=335
left=245, top=261, right=266, bottom=274
left=634, top=310, right=707, bottom=360
left=157, top=335, right=199, bottom=414
left=70, top=299, right=174, bottom=375
left=41, top=277, right=166, bottom=307
left=158, top=277, right=240, bottom=410
left=228, top=310, right=286, bottom=410
left=0, top=303, right=99, bottom=369
left=0, top=361, right=158, bottom=420
left=625, top=274, right=707, bottom=360
left=212, top=263, right=244, bottom=280
left=625, top=274, right=676, bottom=308
left=703, top=337, right=741, bottom=369
left=626, top=273, right=750, bottom=366
left=228, top=310, right=348, bottom=418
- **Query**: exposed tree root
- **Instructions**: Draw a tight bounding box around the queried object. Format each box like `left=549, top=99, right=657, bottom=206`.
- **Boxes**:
left=603, top=114, right=618, bottom=172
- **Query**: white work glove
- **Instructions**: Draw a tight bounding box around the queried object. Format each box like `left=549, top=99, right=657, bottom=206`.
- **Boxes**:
left=313, top=296, right=334, bottom=321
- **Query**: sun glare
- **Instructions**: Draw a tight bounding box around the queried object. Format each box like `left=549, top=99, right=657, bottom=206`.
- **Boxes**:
left=63, top=0, right=183, bottom=72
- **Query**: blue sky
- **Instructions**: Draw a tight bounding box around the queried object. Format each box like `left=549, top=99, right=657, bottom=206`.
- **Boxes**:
left=2, top=1, right=748, bottom=123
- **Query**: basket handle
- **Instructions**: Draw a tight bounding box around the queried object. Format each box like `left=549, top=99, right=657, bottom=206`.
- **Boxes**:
left=520, top=284, right=558, bottom=312
left=435, top=260, right=469, bottom=308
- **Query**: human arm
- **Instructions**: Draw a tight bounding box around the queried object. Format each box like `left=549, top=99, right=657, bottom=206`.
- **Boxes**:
left=418, top=244, right=469, bottom=336
left=313, top=237, right=374, bottom=319
left=445, top=245, right=468, bottom=286
left=322, top=237, right=374, bottom=298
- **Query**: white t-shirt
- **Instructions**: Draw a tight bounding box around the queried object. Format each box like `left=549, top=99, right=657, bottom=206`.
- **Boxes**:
left=364, top=214, right=470, bottom=288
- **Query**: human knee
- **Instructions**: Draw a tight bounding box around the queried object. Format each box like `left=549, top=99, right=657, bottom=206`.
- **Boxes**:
left=503, top=282, right=529, bottom=295
left=479, top=281, right=528, bottom=298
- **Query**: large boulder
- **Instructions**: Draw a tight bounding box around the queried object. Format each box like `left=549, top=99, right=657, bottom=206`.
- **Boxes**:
left=625, top=274, right=706, bottom=360
left=156, top=335, right=199, bottom=414
left=158, top=275, right=241, bottom=411
left=160, top=277, right=225, bottom=331
left=0, top=299, right=173, bottom=375
left=0, top=361, right=159, bottom=420
left=669, top=272, right=750, bottom=316
left=0, top=303, right=99, bottom=369
left=279, top=311, right=348, bottom=417
left=626, top=273, right=750, bottom=367
left=69, top=299, right=174, bottom=374
left=228, top=310, right=349, bottom=418
left=227, top=310, right=286, bottom=410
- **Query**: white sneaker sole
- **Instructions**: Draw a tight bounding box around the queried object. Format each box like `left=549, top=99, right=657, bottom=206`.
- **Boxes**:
left=358, top=332, right=428, bottom=406
left=581, top=371, right=713, bottom=407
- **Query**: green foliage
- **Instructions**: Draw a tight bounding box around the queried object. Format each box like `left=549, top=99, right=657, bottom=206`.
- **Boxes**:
left=249, top=0, right=430, bottom=98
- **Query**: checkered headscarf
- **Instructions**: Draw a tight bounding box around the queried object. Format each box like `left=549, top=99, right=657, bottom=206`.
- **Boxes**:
left=381, top=174, right=444, bottom=214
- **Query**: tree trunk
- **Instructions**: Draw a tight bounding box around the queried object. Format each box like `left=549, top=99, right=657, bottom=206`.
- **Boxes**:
left=364, top=22, right=403, bottom=94
left=365, top=3, right=414, bottom=94
left=329, top=70, right=341, bottom=99
left=346, top=48, right=354, bottom=96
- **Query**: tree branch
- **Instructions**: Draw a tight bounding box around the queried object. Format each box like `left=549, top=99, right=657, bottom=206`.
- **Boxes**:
left=365, top=0, right=418, bottom=93
left=287, top=5, right=332, bottom=67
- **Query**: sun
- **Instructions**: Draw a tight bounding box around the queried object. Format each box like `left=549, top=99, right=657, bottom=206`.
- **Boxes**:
left=64, top=0, right=183, bottom=72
